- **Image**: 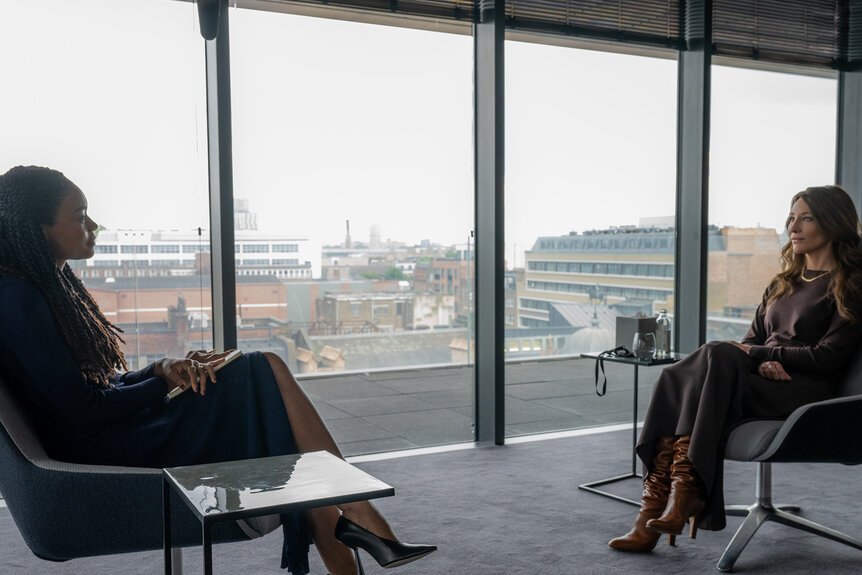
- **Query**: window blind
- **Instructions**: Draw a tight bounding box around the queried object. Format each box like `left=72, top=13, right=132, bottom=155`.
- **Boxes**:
left=712, top=0, right=840, bottom=68
left=268, top=0, right=861, bottom=70
left=502, top=0, right=681, bottom=49
left=282, top=0, right=475, bottom=21
left=847, top=0, right=862, bottom=65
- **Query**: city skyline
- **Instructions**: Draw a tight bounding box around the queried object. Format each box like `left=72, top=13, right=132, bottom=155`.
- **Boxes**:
left=1, top=0, right=838, bottom=272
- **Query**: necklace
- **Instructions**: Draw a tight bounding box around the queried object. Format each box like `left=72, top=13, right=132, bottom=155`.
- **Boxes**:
left=801, top=269, right=831, bottom=283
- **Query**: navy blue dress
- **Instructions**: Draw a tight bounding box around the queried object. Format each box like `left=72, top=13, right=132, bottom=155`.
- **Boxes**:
left=0, top=276, right=310, bottom=573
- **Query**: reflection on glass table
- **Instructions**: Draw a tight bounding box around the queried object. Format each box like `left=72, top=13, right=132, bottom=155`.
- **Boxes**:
left=163, top=451, right=394, bottom=574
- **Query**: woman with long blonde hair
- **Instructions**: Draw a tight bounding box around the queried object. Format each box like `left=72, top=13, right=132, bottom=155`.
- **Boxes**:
left=610, top=185, right=862, bottom=553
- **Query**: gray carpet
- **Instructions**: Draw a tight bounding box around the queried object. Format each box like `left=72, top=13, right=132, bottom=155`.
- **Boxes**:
left=1, top=430, right=860, bottom=574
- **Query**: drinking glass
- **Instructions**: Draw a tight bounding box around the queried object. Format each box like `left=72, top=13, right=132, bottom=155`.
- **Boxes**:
left=633, top=331, right=656, bottom=361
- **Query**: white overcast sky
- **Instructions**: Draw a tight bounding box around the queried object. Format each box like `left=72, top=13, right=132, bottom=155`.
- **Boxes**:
left=0, top=0, right=838, bottom=267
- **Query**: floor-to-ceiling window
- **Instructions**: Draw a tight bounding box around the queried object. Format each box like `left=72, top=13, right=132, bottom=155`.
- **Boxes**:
left=504, top=40, right=678, bottom=437
left=0, top=0, right=211, bottom=370
left=229, top=6, right=475, bottom=455
left=707, top=65, right=837, bottom=342
left=3, top=0, right=846, bottom=456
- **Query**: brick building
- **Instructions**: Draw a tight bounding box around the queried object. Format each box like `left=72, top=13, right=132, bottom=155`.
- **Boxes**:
left=84, top=275, right=288, bottom=325
left=81, top=275, right=291, bottom=369
left=315, top=292, right=414, bottom=333
left=413, top=258, right=473, bottom=324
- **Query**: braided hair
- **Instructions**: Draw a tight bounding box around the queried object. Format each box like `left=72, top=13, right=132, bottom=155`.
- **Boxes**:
left=0, top=165, right=127, bottom=387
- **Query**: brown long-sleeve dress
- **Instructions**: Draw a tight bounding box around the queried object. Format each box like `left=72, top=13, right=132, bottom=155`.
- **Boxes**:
left=636, top=271, right=862, bottom=530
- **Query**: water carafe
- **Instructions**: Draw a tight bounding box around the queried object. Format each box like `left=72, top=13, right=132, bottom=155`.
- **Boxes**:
left=656, top=309, right=671, bottom=358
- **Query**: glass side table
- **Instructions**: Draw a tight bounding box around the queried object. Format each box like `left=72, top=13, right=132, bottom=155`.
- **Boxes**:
left=578, top=352, right=683, bottom=506
left=163, top=450, right=394, bottom=575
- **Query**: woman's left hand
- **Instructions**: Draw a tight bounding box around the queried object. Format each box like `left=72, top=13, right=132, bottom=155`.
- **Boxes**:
left=757, top=360, right=792, bottom=381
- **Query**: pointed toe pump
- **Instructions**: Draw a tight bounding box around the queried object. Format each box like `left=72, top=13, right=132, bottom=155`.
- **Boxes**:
left=334, top=516, right=437, bottom=569
left=608, top=436, right=677, bottom=552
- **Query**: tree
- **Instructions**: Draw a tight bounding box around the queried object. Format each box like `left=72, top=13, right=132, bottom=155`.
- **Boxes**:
left=384, top=267, right=406, bottom=280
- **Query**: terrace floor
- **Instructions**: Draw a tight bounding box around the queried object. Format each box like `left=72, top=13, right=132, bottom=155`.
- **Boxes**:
left=298, top=355, right=670, bottom=456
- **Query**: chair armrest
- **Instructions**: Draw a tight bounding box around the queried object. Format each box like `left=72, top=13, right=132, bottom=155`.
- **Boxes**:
left=0, top=428, right=245, bottom=561
left=756, top=393, right=862, bottom=464
left=27, top=453, right=160, bottom=475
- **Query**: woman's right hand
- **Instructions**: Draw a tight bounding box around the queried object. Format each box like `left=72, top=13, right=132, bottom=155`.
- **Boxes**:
left=154, top=356, right=222, bottom=396
left=758, top=360, right=791, bottom=381
left=185, top=349, right=235, bottom=364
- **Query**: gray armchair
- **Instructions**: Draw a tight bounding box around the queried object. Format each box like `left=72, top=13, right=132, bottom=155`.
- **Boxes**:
left=718, top=348, right=862, bottom=571
left=0, top=374, right=248, bottom=571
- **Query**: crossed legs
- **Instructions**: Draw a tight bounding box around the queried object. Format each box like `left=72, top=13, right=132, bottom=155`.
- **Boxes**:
left=263, top=352, right=397, bottom=575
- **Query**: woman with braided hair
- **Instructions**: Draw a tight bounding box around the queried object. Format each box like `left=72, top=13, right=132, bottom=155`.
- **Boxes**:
left=0, top=165, right=435, bottom=575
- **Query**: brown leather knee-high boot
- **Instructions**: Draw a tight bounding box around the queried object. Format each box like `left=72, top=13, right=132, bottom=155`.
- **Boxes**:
left=608, top=436, right=677, bottom=552
left=646, top=435, right=706, bottom=539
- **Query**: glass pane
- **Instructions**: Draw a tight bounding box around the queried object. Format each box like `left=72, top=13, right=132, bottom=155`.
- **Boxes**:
left=708, top=66, right=837, bottom=341
left=506, top=40, right=678, bottom=437
left=0, top=0, right=211, bottom=370
left=230, top=8, right=474, bottom=455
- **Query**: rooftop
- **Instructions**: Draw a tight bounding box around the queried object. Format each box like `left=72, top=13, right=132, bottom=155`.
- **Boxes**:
left=83, top=274, right=283, bottom=290
left=530, top=225, right=726, bottom=254
left=296, top=355, right=666, bottom=455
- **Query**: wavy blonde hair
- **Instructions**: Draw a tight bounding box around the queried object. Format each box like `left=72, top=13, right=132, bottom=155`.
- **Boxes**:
left=765, top=185, right=862, bottom=322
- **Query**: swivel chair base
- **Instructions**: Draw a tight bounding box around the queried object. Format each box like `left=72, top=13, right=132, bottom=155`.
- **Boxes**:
left=171, top=548, right=183, bottom=575
left=717, top=462, right=862, bottom=572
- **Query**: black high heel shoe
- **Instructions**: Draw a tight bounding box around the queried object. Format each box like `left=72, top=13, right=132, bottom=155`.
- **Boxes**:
left=334, top=516, right=437, bottom=569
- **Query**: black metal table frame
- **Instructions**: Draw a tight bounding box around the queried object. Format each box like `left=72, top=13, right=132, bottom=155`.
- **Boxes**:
left=577, top=353, right=680, bottom=507
left=162, top=453, right=394, bottom=575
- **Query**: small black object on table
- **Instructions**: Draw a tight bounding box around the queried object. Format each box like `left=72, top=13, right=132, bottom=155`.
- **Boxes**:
left=163, top=450, right=394, bottom=575
left=578, top=352, right=682, bottom=506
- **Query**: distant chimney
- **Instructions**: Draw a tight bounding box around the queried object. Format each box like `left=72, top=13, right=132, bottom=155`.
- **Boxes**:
left=344, top=219, right=352, bottom=249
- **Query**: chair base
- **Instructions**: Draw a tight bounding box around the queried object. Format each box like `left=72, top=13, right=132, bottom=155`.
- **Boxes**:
left=171, top=548, right=183, bottom=575
left=717, top=462, right=862, bottom=572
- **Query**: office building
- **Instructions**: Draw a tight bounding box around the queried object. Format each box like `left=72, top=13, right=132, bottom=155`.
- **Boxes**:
left=77, top=229, right=315, bottom=280
left=520, top=223, right=780, bottom=340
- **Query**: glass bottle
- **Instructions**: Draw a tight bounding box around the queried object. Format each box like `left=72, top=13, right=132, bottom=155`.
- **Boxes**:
left=655, top=309, right=671, bottom=359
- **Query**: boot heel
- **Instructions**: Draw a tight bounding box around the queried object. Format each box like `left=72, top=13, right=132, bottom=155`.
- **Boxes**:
left=667, top=534, right=676, bottom=546
left=608, top=436, right=676, bottom=553
left=688, top=516, right=698, bottom=539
